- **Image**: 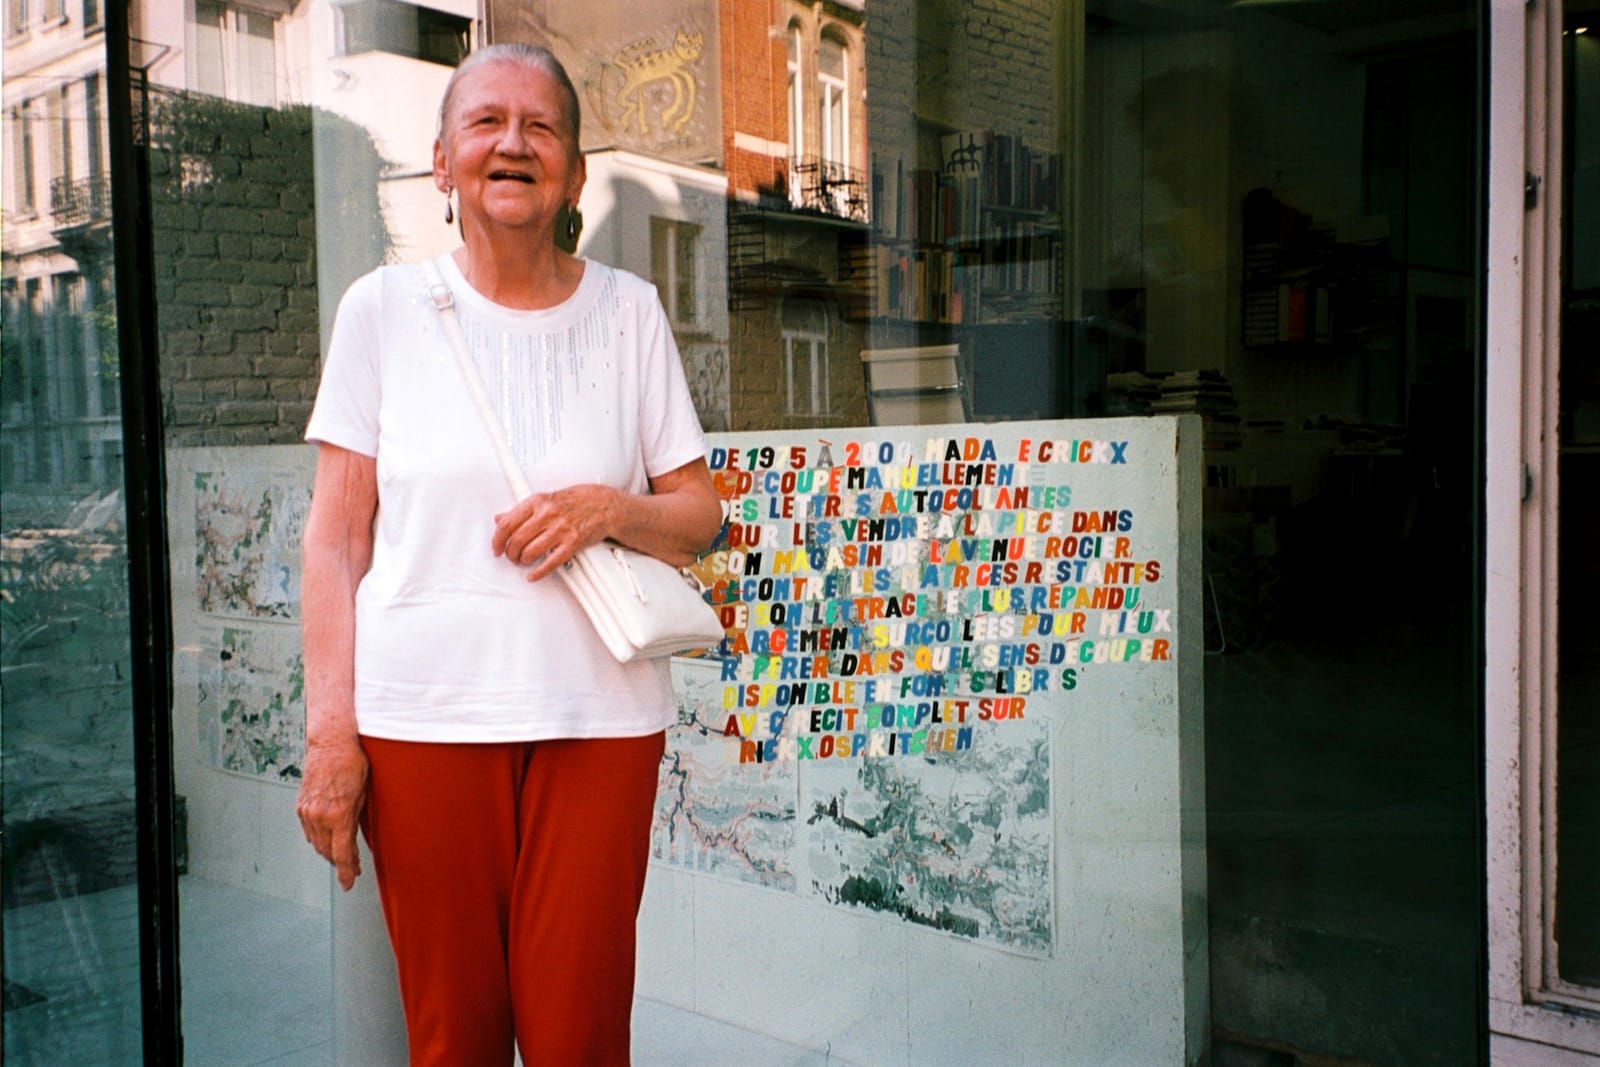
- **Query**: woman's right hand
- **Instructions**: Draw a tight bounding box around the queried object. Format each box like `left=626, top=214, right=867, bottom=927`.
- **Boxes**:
left=296, top=737, right=370, bottom=891
left=299, top=444, right=378, bottom=892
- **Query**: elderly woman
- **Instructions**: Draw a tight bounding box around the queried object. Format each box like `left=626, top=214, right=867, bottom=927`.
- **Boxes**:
left=295, top=43, right=719, bottom=1066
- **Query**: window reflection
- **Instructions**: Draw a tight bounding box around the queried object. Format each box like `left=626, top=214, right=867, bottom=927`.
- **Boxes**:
left=191, top=0, right=278, bottom=106
left=651, top=216, right=702, bottom=329
left=787, top=22, right=803, bottom=166
left=2, top=3, right=139, bottom=1059
left=338, top=0, right=471, bottom=67
left=781, top=294, right=830, bottom=416
left=819, top=35, right=847, bottom=171
left=11, top=98, right=38, bottom=215
left=1, top=0, right=1514, bottom=1060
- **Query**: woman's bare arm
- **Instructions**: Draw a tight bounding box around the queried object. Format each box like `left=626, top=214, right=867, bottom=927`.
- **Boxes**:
left=491, top=457, right=721, bottom=580
left=295, top=443, right=378, bottom=891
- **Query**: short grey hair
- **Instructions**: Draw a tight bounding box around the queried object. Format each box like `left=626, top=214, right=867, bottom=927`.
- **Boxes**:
left=437, top=43, right=582, bottom=151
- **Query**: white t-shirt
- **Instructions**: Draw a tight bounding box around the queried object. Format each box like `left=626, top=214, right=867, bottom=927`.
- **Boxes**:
left=305, top=254, right=708, bottom=743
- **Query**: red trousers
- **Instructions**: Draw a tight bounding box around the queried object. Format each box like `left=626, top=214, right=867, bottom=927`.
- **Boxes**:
left=360, top=733, right=665, bottom=1067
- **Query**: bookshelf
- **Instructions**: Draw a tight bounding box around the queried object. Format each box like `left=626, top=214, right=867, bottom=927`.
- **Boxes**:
left=1239, top=187, right=1392, bottom=351
left=841, top=130, right=1063, bottom=326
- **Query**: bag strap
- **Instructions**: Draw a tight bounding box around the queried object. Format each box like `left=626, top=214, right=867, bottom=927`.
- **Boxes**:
left=422, top=258, right=533, bottom=501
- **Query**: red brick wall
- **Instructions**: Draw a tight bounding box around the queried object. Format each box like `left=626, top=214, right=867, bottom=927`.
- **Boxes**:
left=721, top=0, right=788, bottom=200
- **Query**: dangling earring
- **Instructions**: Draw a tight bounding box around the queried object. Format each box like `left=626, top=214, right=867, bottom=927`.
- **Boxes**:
left=443, top=188, right=455, bottom=225
left=566, top=205, right=578, bottom=242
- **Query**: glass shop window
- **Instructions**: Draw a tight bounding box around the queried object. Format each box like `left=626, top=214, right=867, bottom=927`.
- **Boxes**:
left=1557, top=3, right=1600, bottom=998
left=717, top=0, right=1485, bottom=1062
left=1, top=39, right=140, bottom=1063
left=7, top=0, right=1494, bottom=1061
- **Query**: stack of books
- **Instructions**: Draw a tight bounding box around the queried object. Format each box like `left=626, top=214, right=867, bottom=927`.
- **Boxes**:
left=1105, top=372, right=1162, bottom=415
left=1150, top=370, right=1243, bottom=449
left=838, top=245, right=875, bottom=319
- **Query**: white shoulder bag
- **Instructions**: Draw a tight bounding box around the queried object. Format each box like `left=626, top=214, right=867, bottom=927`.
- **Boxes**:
left=423, top=260, right=726, bottom=662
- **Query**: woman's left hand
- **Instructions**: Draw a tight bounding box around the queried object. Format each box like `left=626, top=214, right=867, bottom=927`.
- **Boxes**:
left=492, top=459, right=720, bottom=580
left=492, top=484, right=618, bottom=581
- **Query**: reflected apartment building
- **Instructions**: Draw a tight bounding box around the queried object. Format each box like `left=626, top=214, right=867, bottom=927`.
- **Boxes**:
left=3, top=0, right=476, bottom=495
left=490, top=0, right=872, bottom=433
left=3, top=0, right=878, bottom=494
left=3, top=0, right=117, bottom=501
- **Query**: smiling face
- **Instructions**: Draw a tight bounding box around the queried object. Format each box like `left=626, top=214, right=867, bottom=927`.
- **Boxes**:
left=433, top=59, right=585, bottom=236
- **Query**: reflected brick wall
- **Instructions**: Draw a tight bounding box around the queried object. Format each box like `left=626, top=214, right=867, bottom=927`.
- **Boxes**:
left=145, top=92, right=391, bottom=446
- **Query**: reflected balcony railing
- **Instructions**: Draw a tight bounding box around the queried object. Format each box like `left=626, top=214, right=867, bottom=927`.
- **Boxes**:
left=787, top=155, right=869, bottom=224
left=50, top=174, right=114, bottom=230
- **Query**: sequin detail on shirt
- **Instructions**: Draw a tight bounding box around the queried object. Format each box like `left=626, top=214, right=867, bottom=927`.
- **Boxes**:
left=457, top=269, right=618, bottom=471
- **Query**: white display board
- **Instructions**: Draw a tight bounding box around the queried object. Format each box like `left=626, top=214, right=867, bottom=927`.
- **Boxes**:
left=637, top=416, right=1207, bottom=1065
left=166, top=445, right=329, bottom=908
